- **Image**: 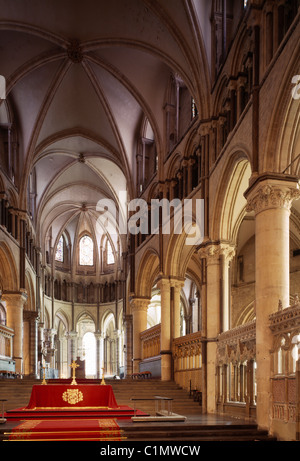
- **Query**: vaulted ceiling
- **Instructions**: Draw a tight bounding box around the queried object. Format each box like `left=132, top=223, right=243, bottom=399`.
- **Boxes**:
left=0, top=0, right=211, bottom=255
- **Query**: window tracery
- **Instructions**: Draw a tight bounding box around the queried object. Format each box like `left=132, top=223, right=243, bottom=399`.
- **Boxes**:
left=55, top=235, right=64, bottom=262
left=79, top=235, right=94, bottom=266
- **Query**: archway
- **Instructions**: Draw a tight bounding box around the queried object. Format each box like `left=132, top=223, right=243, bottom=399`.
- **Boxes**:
left=76, top=313, right=96, bottom=377
left=82, top=331, right=96, bottom=377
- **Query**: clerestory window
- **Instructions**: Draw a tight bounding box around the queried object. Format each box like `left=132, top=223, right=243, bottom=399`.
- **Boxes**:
left=55, top=235, right=64, bottom=262
left=107, top=240, right=115, bottom=265
left=79, top=235, right=94, bottom=266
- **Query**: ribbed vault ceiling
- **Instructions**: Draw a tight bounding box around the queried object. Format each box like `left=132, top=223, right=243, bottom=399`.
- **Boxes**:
left=0, top=0, right=210, bottom=254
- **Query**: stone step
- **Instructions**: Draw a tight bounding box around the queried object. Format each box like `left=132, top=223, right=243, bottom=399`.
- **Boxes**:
left=121, top=424, right=276, bottom=441
left=0, top=378, right=202, bottom=414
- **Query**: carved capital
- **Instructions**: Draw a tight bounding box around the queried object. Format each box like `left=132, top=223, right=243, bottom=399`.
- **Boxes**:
left=198, top=244, right=220, bottom=264
left=2, top=290, right=28, bottom=307
left=198, top=242, right=235, bottom=264
left=130, top=297, right=150, bottom=313
left=245, top=176, right=300, bottom=216
left=219, top=243, right=236, bottom=262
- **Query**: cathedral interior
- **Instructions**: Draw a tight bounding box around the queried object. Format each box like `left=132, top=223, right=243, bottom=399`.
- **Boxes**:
left=0, top=0, right=300, bottom=442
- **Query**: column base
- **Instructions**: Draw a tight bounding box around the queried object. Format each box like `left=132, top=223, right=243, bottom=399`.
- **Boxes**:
left=133, top=358, right=141, bottom=374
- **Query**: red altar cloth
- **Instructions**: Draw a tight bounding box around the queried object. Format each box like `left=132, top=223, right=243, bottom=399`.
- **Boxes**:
left=26, top=384, right=118, bottom=409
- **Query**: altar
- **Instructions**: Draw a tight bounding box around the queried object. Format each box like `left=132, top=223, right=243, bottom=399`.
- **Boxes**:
left=5, top=361, right=148, bottom=421
left=26, top=384, right=118, bottom=410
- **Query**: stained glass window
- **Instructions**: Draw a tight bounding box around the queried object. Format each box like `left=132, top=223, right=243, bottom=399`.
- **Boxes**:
left=79, top=235, right=94, bottom=266
left=55, top=235, right=64, bottom=262
left=191, top=98, right=198, bottom=119
left=107, top=240, right=115, bottom=265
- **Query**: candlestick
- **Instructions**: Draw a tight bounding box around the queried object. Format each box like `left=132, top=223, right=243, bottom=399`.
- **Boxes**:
left=101, top=366, right=105, bottom=385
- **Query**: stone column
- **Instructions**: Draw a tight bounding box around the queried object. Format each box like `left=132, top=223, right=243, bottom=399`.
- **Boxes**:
left=68, top=331, right=78, bottom=366
left=124, top=314, right=133, bottom=377
left=199, top=244, right=221, bottom=412
left=157, top=277, right=172, bottom=381
left=170, top=278, right=185, bottom=339
left=95, top=331, right=102, bottom=379
left=220, top=244, right=235, bottom=332
left=2, top=291, right=27, bottom=374
left=131, top=297, right=149, bottom=373
left=24, top=311, right=39, bottom=378
left=245, top=174, right=300, bottom=430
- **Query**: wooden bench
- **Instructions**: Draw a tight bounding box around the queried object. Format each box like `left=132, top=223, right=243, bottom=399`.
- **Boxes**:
left=0, top=370, right=22, bottom=379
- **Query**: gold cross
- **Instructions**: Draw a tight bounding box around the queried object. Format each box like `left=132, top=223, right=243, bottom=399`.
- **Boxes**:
left=70, top=360, right=79, bottom=385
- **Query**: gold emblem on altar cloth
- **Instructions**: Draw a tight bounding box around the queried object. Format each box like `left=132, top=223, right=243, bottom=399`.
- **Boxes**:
left=62, top=388, right=83, bottom=405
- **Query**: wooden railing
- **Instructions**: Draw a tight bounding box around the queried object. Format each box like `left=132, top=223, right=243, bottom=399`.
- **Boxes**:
left=173, top=331, right=202, bottom=391
left=139, top=324, right=161, bottom=378
left=140, top=324, right=161, bottom=359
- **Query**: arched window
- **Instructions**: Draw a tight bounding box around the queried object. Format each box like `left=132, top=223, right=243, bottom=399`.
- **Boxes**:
left=107, top=240, right=115, bottom=265
left=79, top=235, right=94, bottom=266
left=191, top=98, right=198, bottom=119
left=82, top=332, right=96, bottom=377
left=55, top=235, right=64, bottom=262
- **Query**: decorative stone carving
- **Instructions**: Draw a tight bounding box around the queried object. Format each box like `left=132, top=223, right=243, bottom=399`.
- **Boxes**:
left=198, top=242, right=235, bottom=264
left=246, top=183, right=300, bottom=215
left=130, top=297, right=149, bottom=313
left=216, top=320, right=256, bottom=365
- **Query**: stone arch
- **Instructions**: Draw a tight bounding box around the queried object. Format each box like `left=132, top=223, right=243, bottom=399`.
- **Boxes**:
left=164, top=196, right=204, bottom=280
left=0, top=173, right=5, bottom=191
left=235, top=301, right=255, bottom=327
left=76, top=310, right=96, bottom=329
left=102, top=310, right=115, bottom=333
left=24, top=271, right=35, bottom=311
left=54, top=309, right=70, bottom=333
left=166, top=152, right=182, bottom=180
left=135, top=248, right=160, bottom=298
left=0, top=241, right=18, bottom=291
left=263, top=42, right=300, bottom=173
left=165, top=231, right=199, bottom=280
left=211, top=151, right=252, bottom=242
left=212, top=73, right=230, bottom=116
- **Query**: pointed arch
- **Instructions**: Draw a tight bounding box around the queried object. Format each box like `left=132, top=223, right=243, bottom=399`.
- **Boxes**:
left=135, top=248, right=160, bottom=298
left=0, top=241, right=18, bottom=291
left=24, top=271, right=35, bottom=311
left=211, top=150, right=252, bottom=242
